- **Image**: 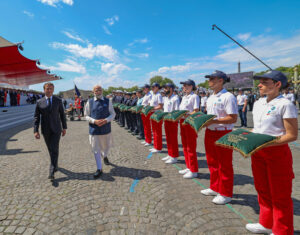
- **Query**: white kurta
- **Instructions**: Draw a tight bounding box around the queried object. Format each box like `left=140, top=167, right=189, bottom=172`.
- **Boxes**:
left=85, top=97, right=116, bottom=156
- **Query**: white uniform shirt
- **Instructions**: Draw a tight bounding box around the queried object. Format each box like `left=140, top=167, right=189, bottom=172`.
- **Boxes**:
left=179, top=92, right=200, bottom=113
left=150, top=92, right=163, bottom=107
left=164, top=94, right=180, bottom=112
left=206, top=89, right=238, bottom=130
left=142, top=92, right=152, bottom=106
left=200, top=96, right=208, bottom=107
left=282, top=93, right=295, bottom=103
left=252, top=95, right=297, bottom=136
left=237, top=94, right=248, bottom=105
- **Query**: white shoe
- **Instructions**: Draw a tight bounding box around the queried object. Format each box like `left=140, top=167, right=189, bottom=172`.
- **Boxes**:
left=165, top=158, right=178, bottom=164
left=149, top=148, right=155, bottom=152
left=245, top=223, right=272, bottom=234
left=179, top=168, right=190, bottom=175
left=144, top=143, right=151, bottom=146
left=212, top=195, right=232, bottom=205
left=183, top=171, right=198, bottom=179
left=162, top=156, right=171, bottom=161
left=141, top=141, right=146, bottom=144
left=201, top=188, right=218, bottom=196
left=151, top=149, right=161, bottom=153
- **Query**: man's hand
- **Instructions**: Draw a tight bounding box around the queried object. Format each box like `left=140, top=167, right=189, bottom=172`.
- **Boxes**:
left=62, top=129, right=66, bottom=137
left=34, top=132, right=40, bottom=139
left=99, top=119, right=107, bottom=126
left=94, top=119, right=107, bottom=127
left=94, top=120, right=102, bottom=126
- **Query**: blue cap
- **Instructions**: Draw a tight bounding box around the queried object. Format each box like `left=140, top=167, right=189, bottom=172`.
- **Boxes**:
left=180, top=79, right=196, bottom=88
left=152, top=82, right=161, bottom=88
left=205, top=70, right=230, bottom=82
left=164, top=83, right=175, bottom=89
left=253, top=70, right=287, bottom=88
left=143, top=84, right=151, bottom=89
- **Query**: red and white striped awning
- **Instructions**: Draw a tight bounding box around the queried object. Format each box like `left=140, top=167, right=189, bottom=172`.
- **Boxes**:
left=0, top=36, right=62, bottom=86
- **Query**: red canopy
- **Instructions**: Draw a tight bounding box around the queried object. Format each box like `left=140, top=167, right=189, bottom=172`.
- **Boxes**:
left=0, top=36, right=61, bottom=86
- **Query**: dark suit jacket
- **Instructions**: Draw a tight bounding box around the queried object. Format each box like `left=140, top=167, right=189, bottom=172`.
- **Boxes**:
left=34, top=96, right=67, bottom=135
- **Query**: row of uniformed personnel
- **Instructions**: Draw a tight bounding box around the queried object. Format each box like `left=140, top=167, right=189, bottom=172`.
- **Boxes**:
left=111, top=70, right=298, bottom=235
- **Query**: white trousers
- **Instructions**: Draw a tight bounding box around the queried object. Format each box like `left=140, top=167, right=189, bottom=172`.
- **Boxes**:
left=89, top=134, right=113, bottom=169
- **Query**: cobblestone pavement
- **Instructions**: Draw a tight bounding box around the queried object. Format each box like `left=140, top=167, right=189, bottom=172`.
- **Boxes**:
left=0, top=112, right=299, bottom=234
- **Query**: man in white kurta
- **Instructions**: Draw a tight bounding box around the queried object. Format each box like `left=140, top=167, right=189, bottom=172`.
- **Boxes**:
left=85, top=85, right=115, bottom=178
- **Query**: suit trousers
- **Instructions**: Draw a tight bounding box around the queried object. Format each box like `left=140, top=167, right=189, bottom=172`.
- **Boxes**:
left=204, top=129, right=233, bottom=197
left=120, top=112, right=125, bottom=126
left=179, top=119, right=198, bottom=173
left=43, top=131, right=61, bottom=174
left=252, top=144, right=294, bottom=235
left=164, top=120, right=179, bottom=158
left=137, top=113, right=144, bottom=138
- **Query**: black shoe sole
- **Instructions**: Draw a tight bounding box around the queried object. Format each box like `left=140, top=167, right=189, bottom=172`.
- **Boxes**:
left=93, top=171, right=103, bottom=178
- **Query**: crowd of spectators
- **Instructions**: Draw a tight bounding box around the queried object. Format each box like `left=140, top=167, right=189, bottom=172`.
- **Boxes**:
left=0, top=87, right=44, bottom=107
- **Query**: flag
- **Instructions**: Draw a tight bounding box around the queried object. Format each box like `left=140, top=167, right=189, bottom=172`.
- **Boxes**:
left=74, top=84, right=81, bottom=97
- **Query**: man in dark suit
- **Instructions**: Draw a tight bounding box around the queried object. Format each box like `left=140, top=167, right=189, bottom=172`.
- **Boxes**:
left=34, top=82, right=67, bottom=180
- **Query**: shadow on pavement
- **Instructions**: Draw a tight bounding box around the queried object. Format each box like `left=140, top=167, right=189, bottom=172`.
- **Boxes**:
left=108, top=162, right=162, bottom=180
left=53, top=163, right=162, bottom=186
left=0, top=122, right=39, bottom=156
left=230, top=193, right=300, bottom=216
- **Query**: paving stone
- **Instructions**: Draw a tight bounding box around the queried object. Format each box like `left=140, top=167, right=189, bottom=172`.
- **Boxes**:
left=15, top=226, right=26, bottom=234
left=23, top=228, right=36, bottom=235
left=0, top=116, right=299, bottom=234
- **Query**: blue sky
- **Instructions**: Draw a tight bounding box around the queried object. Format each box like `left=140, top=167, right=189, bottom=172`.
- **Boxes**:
left=1, top=0, right=300, bottom=92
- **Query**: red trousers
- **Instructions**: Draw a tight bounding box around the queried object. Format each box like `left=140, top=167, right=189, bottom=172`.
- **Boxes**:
left=141, top=113, right=152, bottom=144
left=252, top=144, right=294, bottom=235
left=164, top=120, right=179, bottom=158
left=180, top=119, right=198, bottom=173
left=151, top=120, right=163, bottom=150
left=204, top=129, right=233, bottom=197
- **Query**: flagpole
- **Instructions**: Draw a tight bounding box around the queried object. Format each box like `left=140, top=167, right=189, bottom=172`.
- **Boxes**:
left=212, top=24, right=273, bottom=71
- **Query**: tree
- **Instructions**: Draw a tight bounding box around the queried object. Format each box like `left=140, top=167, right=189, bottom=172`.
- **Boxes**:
left=161, top=78, right=174, bottom=86
left=149, top=76, right=174, bottom=87
left=198, top=80, right=209, bottom=89
left=150, top=76, right=164, bottom=86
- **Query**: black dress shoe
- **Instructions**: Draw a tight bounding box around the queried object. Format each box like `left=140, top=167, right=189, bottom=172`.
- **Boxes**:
left=103, top=157, right=109, bottom=165
left=137, top=136, right=142, bottom=140
left=54, top=167, right=58, bottom=172
left=93, top=170, right=103, bottom=179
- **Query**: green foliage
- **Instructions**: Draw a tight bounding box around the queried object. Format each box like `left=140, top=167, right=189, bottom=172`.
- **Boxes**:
left=149, top=76, right=174, bottom=87
left=102, top=85, right=139, bottom=96
left=198, top=80, right=209, bottom=89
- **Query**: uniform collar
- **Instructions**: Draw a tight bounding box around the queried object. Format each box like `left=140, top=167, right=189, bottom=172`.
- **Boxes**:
left=185, top=91, right=194, bottom=97
left=262, top=94, right=283, bottom=105
left=213, top=88, right=227, bottom=97
left=167, top=94, right=175, bottom=99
